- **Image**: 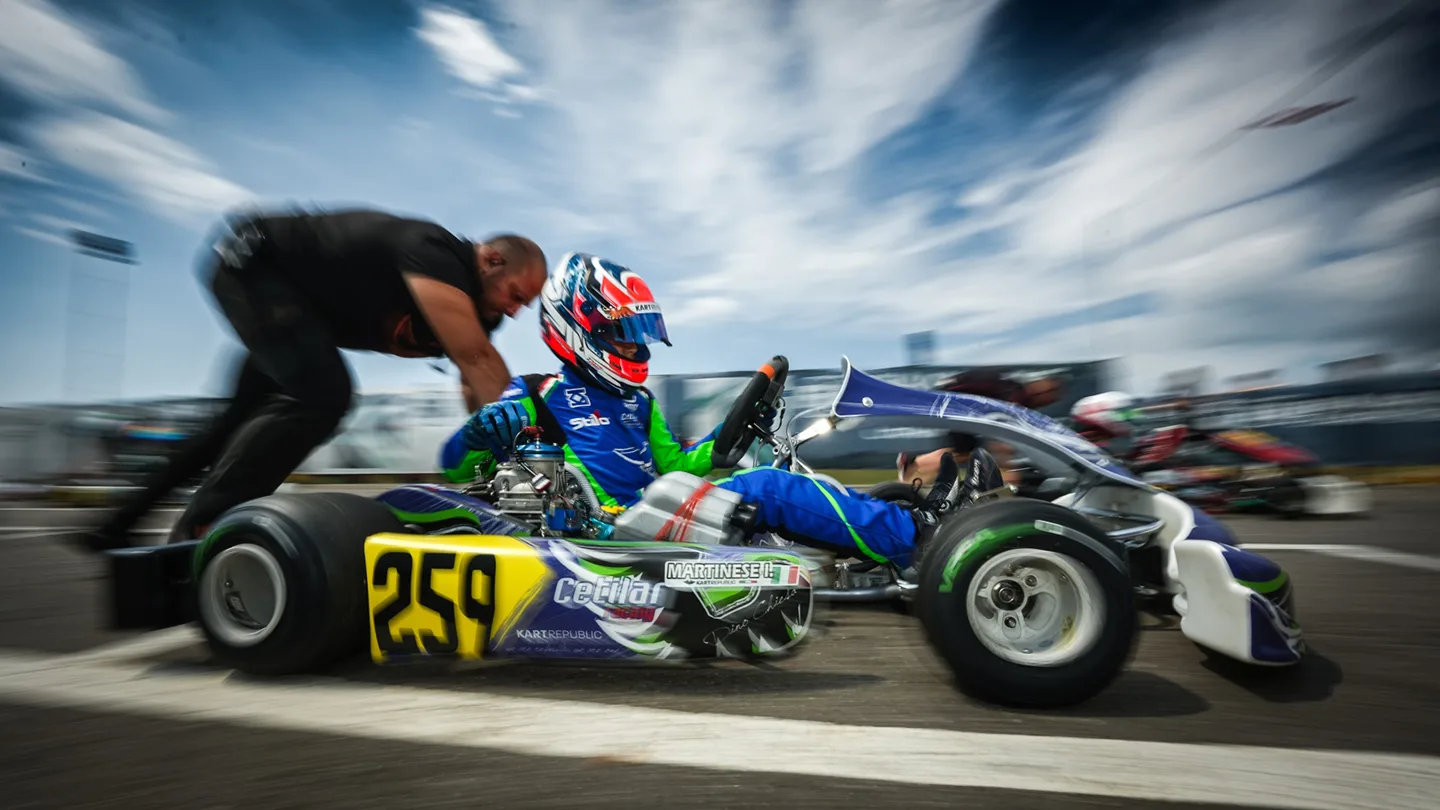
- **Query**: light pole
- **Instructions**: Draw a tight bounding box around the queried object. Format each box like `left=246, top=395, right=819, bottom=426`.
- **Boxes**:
left=63, top=229, right=137, bottom=405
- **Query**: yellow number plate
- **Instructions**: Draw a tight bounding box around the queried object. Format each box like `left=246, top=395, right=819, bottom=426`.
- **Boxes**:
left=365, top=533, right=553, bottom=664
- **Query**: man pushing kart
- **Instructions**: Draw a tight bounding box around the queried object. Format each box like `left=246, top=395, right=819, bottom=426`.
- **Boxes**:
left=440, top=252, right=1003, bottom=577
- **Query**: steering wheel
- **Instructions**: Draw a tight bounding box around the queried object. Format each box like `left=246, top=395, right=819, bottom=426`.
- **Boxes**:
left=712, top=356, right=789, bottom=469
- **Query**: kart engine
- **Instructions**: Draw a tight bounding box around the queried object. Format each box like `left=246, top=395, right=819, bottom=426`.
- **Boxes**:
left=464, top=437, right=611, bottom=539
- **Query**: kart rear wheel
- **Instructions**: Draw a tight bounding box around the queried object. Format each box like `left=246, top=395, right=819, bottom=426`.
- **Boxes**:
left=915, top=499, right=1137, bottom=708
left=193, top=493, right=405, bottom=676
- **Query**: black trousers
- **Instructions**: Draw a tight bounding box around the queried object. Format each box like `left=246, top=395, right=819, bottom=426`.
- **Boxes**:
left=99, top=222, right=354, bottom=544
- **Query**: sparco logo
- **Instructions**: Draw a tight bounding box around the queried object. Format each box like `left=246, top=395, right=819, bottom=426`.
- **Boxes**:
left=554, top=576, right=665, bottom=608
left=569, top=414, right=611, bottom=429
left=516, top=629, right=605, bottom=642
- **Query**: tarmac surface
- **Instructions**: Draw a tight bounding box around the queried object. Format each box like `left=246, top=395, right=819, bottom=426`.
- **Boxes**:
left=0, top=485, right=1437, bottom=809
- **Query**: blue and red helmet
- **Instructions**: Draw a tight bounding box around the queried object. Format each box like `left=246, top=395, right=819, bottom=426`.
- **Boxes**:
left=539, top=252, right=671, bottom=395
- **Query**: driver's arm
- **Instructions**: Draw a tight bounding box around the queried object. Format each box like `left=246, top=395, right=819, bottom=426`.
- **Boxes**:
left=647, top=398, right=717, bottom=476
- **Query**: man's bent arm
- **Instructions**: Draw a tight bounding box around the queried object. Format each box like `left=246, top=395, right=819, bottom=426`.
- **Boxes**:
left=404, top=273, right=512, bottom=405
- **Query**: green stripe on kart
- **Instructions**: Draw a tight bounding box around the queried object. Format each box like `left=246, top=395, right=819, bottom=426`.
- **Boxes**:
left=1237, top=570, right=1288, bottom=594
left=191, top=523, right=239, bottom=578
left=938, top=523, right=1043, bottom=593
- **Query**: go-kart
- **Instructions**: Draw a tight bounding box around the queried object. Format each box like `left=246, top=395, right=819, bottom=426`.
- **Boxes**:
left=1121, top=425, right=1371, bottom=518
left=100, top=356, right=1295, bottom=709
left=765, top=360, right=1303, bottom=671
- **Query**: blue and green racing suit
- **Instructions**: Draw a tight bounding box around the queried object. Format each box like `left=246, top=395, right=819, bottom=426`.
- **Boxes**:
left=439, top=366, right=924, bottom=568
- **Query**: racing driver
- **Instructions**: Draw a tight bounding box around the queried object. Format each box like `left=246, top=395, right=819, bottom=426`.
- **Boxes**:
left=439, top=252, right=992, bottom=577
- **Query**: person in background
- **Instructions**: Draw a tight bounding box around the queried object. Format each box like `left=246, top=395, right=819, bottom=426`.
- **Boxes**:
left=895, top=369, right=1065, bottom=490
left=79, top=207, right=547, bottom=552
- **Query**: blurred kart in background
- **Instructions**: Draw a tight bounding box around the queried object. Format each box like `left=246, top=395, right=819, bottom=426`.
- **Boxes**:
left=1093, top=424, right=1371, bottom=519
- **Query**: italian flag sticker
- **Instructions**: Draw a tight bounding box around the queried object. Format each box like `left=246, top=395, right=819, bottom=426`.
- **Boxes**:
left=770, top=565, right=801, bottom=586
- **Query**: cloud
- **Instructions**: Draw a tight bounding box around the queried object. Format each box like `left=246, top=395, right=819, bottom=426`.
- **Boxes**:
left=415, top=4, right=534, bottom=103
left=0, top=0, right=254, bottom=229
left=400, top=0, right=1437, bottom=392
left=481, top=0, right=1004, bottom=326
left=928, top=0, right=1440, bottom=389
left=0, top=141, right=50, bottom=184
left=11, top=224, right=70, bottom=248
left=31, top=111, right=254, bottom=226
left=0, top=0, right=166, bottom=123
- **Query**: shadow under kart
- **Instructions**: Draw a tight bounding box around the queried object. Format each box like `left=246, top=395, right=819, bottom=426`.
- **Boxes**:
left=102, top=356, right=1301, bottom=710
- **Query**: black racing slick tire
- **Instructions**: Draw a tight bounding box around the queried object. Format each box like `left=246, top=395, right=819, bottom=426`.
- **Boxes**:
left=914, top=498, right=1138, bottom=709
left=192, top=493, right=405, bottom=676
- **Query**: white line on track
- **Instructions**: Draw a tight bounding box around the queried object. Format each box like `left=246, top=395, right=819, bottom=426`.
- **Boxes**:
left=60, top=626, right=204, bottom=664
left=0, top=647, right=1436, bottom=809
left=0, top=529, right=77, bottom=541
left=1240, top=543, right=1440, bottom=573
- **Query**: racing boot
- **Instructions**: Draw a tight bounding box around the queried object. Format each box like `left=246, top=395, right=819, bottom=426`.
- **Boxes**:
left=958, top=446, right=1009, bottom=506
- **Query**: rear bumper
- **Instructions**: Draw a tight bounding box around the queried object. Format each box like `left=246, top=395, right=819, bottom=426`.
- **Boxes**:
left=104, top=541, right=201, bottom=631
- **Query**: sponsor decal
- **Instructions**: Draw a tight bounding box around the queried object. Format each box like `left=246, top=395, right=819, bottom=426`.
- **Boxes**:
left=564, top=388, right=592, bottom=408
left=554, top=574, right=666, bottom=622
left=501, top=384, right=523, bottom=399
left=613, top=445, right=654, bottom=473
left=664, top=560, right=803, bottom=589
left=621, top=411, right=641, bottom=427
left=569, top=414, right=612, bottom=429
left=554, top=575, right=664, bottom=608
left=703, top=589, right=802, bottom=647
left=515, top=629, right=606, bottom=643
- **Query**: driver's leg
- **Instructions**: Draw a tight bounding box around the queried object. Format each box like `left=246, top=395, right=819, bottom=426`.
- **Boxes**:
left=713, top=459, right=959, bottom=570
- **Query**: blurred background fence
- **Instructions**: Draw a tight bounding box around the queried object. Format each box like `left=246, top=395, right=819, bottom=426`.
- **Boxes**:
left=4, top=358, right=1439, bottom=488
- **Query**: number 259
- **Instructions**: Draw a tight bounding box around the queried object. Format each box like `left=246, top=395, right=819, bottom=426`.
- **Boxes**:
left=371, top=551, right=496, bottom=657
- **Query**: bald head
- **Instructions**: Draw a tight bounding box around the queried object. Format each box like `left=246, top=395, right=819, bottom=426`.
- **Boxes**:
left=474, top=233, right=548, bottom=323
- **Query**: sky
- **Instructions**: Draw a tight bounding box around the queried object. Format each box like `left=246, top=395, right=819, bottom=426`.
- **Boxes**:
left=1, top=0, right=1438, bottom=407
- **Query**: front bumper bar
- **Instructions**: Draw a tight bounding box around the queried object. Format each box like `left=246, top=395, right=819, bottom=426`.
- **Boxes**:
left=104, top=540, right=201, bottom=631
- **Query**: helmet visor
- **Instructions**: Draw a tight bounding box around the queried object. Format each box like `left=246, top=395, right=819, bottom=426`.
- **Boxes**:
left=594, top=309, right=670, bottom=346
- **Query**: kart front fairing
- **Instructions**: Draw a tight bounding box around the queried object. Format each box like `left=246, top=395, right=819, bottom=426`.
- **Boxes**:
left=819, top=358, right=1304, bottom=666
left=826, top=358, right=1149, bottom=492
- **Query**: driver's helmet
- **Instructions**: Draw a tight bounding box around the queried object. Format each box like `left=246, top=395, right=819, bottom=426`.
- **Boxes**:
left=538, top=252, right=671, bottom=396
left=1070, top=391, right=1138, bottom=439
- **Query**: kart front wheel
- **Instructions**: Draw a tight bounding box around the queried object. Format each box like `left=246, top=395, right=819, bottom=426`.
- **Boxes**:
left=915, top=499, right=1137, bottom=708
left=193, top=493, right=405, bottom=676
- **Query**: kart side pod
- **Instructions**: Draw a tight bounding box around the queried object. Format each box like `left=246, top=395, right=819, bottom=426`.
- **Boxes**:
left=1171, top=539, right=1303, bottom=666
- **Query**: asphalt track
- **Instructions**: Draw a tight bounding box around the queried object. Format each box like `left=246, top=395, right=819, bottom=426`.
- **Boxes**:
left=0, top=486, right=1438, bottom=809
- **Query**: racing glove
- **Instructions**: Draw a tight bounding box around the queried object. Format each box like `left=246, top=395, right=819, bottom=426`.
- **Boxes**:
left=459, top=400, right=531, bottom=458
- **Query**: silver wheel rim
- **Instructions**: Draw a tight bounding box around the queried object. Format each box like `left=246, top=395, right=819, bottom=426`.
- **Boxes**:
left=199, top=542, right=287, bottom=648
left=966, top=548, right=1105, bottom=667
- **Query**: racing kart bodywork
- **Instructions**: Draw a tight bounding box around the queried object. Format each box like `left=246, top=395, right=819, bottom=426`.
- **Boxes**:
left=783, top=360, right=1303, bottom=669
left=100, top=356, right=1298, bottom=709
left=1123, top=425, right=1371, bottom=518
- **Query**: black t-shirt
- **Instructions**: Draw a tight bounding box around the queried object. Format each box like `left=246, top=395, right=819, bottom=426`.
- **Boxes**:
left=249, top=209, right=488, bottom=357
